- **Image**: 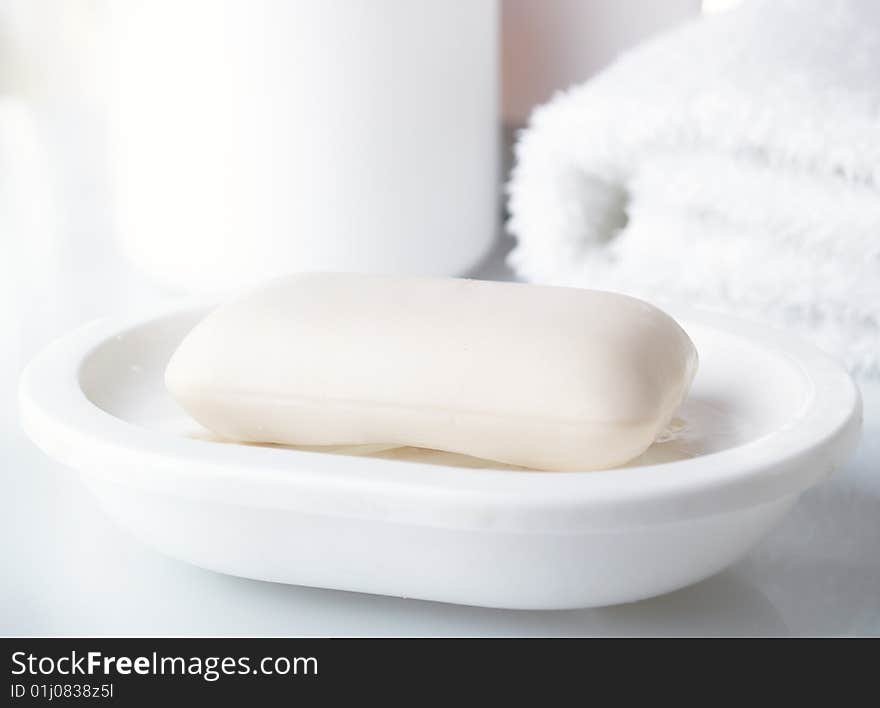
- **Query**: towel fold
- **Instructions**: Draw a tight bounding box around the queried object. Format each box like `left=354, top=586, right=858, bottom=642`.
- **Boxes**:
left=507, top=0, right=880, bottom=375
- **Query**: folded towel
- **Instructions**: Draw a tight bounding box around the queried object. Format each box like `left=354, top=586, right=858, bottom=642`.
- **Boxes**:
left=507, top=0, right=880, bottom=375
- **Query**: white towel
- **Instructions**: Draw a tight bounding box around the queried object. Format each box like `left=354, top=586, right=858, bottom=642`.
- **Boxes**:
left=507, top=0, right=880, bottom=375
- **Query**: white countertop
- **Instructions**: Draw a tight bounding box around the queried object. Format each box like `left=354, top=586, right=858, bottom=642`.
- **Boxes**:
left=1, top=111, right=878, bottom=637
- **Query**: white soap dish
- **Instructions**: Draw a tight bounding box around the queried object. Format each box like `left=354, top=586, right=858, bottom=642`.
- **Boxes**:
left=19, top=304, right=861, bottom=609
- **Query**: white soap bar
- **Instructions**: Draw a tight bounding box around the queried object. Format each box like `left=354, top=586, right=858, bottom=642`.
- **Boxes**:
left=166, top=273, right=697, bottom=471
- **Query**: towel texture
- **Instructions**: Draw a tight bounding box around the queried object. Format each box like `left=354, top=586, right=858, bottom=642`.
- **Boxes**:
left=507, top=0, right=880, bottom=375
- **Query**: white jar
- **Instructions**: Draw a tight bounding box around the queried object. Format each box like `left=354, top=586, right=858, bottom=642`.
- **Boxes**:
left=107, top=0, right=499, bottom=293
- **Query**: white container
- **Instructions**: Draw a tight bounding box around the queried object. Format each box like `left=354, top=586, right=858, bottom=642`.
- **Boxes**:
left=19, top=304, right=861, bottom=609
left=106, top=1, right=499, bottom=293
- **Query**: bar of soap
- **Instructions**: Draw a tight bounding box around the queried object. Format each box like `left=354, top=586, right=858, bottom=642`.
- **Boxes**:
left=166, top=273, right=697, bottom=471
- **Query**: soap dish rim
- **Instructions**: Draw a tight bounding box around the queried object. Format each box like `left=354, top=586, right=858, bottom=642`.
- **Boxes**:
left=19, top=301, right=862, bottom=533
